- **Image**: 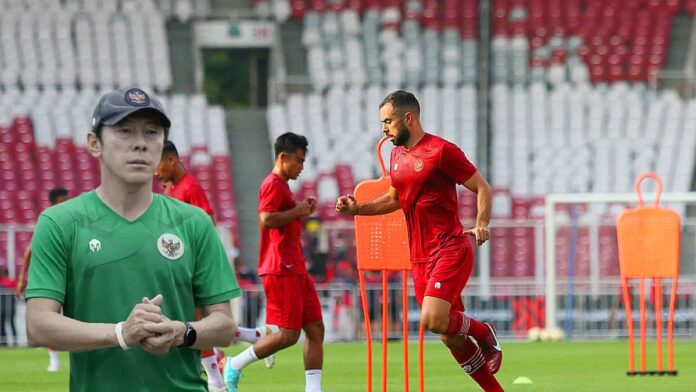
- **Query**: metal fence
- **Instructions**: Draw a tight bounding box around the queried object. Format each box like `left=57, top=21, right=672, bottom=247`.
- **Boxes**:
left=4, top=278, right=695, bottom=347
left=232, top=278, right=696, bottom=343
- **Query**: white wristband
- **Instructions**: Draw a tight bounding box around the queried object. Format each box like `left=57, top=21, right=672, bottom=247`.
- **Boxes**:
left=115, top=322, right=130, bottom=350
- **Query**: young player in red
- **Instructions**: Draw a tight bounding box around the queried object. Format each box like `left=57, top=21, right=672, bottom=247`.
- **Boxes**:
left=224, top=132, right=324, bottom=392
left=156, top=140, right=225, bottom=391
left=336, top=91, right=504, bottom=391
left=157, top=141, right=216, bottom=221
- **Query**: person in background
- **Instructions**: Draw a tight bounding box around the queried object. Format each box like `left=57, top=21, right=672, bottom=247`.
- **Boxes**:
left=15, top=186, right=69, bottom=371
left=0, top=268, right=17, bottom=347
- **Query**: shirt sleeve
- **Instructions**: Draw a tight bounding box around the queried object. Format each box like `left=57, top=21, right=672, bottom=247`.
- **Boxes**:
left=25, top=214, right=68, bottom=303
left=192, top=212, right=241, bottom=306
left=258, top=179, right=283, bottom=213
left=186, top=185, right=215, bottom=217
left=439, top=142, right=477, bottom=185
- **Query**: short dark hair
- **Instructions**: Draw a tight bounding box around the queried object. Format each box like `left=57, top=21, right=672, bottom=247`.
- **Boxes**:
left=274, top=132, right=308, bottom=158
left=48, top=187, right=68, bottom=204
left=379, top=90, right=420, bottom=115
left=162, top=140, right=179, bottom=158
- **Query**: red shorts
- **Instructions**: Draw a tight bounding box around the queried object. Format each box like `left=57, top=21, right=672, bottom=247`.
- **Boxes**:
left=411, top=245, right=473, bottom=312
left=262, top=274, right=323, bottom=330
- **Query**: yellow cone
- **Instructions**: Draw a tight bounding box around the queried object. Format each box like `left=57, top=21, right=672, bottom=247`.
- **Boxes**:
left=513, top=376, right=534, bottom=385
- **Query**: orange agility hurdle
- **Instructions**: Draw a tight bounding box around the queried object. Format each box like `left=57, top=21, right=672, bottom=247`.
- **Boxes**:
left=353, top=136, right=424, bottom=392
left=616, top=172, right=679, bottom=376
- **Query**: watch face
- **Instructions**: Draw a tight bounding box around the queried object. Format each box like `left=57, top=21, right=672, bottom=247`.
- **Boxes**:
left=185, top=324, right=197, bottom=347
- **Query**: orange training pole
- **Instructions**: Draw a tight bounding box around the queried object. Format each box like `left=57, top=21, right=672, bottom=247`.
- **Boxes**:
left=621, top=278, right=635, bottom=373
left=358, top=271, right=373, bottom=392
left=654, top=277, right=663, bottom=372
left=668, top=279, right=677, bottom=372
left=382, top=272, right=388, bottom=392
left=639, top=278, right=647, bottom=373
left=354, top=135, right=413, bottom=389
left=419, top=324, right=425, bottom=392
left=617, top=172, right=680, bottom=376
left=402, top=271, right=409, bottom=392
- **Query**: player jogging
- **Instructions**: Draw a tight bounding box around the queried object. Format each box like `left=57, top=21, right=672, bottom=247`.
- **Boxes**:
left=224, top=132, right=325, bottom=392
left=336, top=91, right=504, bottom=392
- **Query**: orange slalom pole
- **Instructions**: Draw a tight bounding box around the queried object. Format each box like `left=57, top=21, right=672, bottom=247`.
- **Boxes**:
left=621, top=278, right=635, bottom=373
left=654, top=278, right=663, bottom=372
left=668, top=279, right=678, bottom=371
left=358, top=271, right=373, bottom=392
left=382, top=272, right=388, bottom=392
left=402, top=271, right=409, bottom=392
left=418, top=323, right=425, bottom=392
left=639, top=278, right=647, bottom=373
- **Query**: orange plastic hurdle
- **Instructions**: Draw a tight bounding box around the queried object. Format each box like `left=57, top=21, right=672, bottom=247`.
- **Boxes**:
left=353, top=136, right=424, bottom=392
left=616, top=172, right=679, bottom=376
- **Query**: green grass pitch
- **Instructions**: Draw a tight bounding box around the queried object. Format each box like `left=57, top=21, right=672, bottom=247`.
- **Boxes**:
left=1, top=340, right=694, bottom=391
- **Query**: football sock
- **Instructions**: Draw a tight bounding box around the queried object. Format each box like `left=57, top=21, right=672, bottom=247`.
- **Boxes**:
left=451, top=338, right=503, bottom=392
left=230, top=346, right=259, bottom=371
left=235, top=327, right=259, bottom=343
left=446, top=310, right=491, bottom=341
left=305, top=369, right=322, bottom=392
left=201, top=350, right=224, bottom=388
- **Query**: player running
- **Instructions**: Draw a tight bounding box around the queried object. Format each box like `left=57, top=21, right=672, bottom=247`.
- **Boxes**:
left=224, top=132, right=324, bottom=392
left=336, top=91, right=504, bottom=392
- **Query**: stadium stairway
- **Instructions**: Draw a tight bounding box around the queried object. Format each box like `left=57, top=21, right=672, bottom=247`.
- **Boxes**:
left=663, top=12, right=694, bottom=90
left=226, top=108, right=272, bottom=266
left=167, top=20, right=197, bottom=94
left=280, top=18, right=311, bottom=90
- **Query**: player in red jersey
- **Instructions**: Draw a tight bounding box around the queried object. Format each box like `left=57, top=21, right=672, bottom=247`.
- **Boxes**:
left=156, top=140, right=226, bottom=390
left=157, top=141, right=215, bottom=222
left=336, top=91, right=503, bottom=391
left=224, top=132, right=324, bottom=392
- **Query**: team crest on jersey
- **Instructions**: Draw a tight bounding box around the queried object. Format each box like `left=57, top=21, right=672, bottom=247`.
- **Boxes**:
left=393, top=163, right=398, bottom=171
left=157, top=234, right=184, bottom=260
left=414, top=159, right=424, bottom=172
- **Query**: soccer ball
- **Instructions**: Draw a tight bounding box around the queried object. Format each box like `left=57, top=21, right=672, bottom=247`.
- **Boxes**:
left=527, top=327, right=542, bottom=342
left=547, top=327, right=565, bottom=342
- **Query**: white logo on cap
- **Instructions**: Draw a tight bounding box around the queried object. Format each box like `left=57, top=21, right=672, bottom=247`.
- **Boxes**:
left=125, top=88, right=150, bottom=106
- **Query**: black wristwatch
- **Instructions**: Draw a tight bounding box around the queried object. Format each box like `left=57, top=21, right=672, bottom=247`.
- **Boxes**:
left=179, top=322, right=197, bottom=347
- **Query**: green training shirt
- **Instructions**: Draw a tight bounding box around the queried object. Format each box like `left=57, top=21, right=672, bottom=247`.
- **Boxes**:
left=26, top=191, right=241, bottom=392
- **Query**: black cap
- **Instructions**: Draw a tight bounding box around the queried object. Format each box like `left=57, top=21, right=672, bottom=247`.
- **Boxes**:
left=91, top=87, right=171, bottom=131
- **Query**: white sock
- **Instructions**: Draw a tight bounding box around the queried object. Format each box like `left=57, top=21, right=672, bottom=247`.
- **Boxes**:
left=230, top=346, right=259, bottom=371
left=48, top=350, right=59, bottom=364
left=305, top=369, right=322, bottom=392
left=236, top=327, right=259, bottom=343
left=201, top=353, right=224, bottom=388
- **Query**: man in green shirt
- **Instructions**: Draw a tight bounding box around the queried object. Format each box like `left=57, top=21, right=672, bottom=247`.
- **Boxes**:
left=25, top=87, right=241, bottom=392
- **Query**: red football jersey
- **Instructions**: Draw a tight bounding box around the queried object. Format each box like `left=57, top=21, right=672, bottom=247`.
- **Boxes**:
left=389, top=133, right=477, bottom=263
left=165, top=172, right=215, bottom=219
left=257, top=173, right=306, bottom=276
